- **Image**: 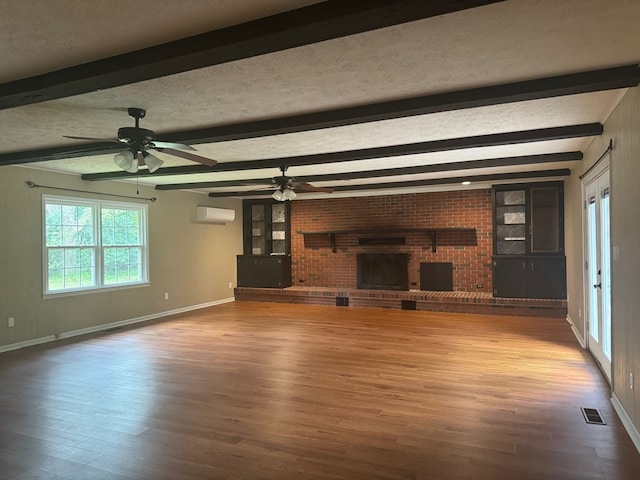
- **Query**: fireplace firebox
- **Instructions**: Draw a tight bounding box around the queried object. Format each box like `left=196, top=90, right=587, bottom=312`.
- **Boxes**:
left=357, top=253, right=409, bottom=291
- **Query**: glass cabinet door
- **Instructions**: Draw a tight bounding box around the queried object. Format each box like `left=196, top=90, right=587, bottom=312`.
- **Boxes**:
left=243, top=200, right=291, bottom=256
left=495, top=189, right=526, bottom=254
left=251, top=204, right=266, bottom=254
left=530, top=187, right=560, bottom=253
left=271, top=203, right=287, bottom=254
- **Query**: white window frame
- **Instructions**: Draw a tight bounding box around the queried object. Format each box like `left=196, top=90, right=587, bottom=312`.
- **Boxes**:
left=43, top=194, right=149, bottom=297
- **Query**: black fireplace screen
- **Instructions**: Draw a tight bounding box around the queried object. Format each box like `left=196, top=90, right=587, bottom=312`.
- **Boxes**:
left=357, top=253, right=409, bottom=291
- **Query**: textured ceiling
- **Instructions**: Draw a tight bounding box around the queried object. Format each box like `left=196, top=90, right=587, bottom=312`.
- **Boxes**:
left=1, top=0, right=639, bottom=198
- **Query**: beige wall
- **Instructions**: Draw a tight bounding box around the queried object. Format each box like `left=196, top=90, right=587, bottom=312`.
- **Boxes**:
left=0, top=165, right=242, bottom=348
left=566, top=87, right=640, bottom=431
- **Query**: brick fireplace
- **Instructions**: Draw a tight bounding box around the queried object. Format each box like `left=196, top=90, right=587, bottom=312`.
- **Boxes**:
left=290, top=190, right=493, bottom=293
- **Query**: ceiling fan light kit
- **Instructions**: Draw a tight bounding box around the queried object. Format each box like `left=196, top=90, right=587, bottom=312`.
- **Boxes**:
left=143, top=152, right=164, bottom=173
left=114, top=151, right=138, bottom=173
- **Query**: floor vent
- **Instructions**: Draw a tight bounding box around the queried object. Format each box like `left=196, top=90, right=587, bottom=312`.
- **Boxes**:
left=581, top=407, right=606, bottom=425
left=336, top=296, right=349, bottom=307
left=401, top=300, right=417, bottom=310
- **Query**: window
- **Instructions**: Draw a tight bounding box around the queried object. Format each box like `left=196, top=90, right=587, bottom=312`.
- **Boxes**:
left=43, top=195, right=148, bottom=295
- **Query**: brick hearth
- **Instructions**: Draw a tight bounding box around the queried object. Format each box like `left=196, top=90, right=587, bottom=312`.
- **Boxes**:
left=234, top=286, right=567, bottom=318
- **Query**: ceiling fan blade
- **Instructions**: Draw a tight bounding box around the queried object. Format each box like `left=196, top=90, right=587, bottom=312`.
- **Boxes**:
left=153, top=148, right=218, bottom=166
left=63, top=135, right=120, bottom=143
left=293, top=181, right=334, bottom=193
left=150, top=140, right=196, bottom=151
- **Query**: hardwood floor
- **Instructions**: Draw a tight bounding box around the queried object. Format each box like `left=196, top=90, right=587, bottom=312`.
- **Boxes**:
left=1, top=302, right=638, bottom=479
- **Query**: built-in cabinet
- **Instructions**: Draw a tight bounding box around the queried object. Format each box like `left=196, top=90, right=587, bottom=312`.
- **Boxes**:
left=237, top=255, right=292, bottom=288
left=492, top=182, right=566, bottom=299
left=237, top=199, right=292, bottom=288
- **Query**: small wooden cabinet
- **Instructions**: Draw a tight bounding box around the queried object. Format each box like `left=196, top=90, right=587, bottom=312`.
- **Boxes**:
left=492, top=182, right=566, bottom=299
left=237, top=255, right=292, bottom=288
left=238, top=199, right=292, bottom=288
left=492, top=256, right=566, bottom=299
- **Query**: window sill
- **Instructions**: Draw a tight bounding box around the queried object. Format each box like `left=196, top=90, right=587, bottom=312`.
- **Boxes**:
left=43, top=282, right=150, bottom=299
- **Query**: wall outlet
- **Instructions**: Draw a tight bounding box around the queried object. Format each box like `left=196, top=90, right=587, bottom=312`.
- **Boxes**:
left=164, top=292, right=169, bottom=300
left=228, top=282, right=233, bottom=289
left=630, top=372, right=634, bottom=390
left=8, top=317, right=14, bottom=328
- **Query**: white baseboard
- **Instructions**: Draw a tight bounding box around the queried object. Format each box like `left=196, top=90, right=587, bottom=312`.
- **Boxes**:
left=0, top=335, right=58, bottom=353
left=0, top=297, right=235, bottom=354
left=611, top=393, right=640, bottom=454
left=566, top=314, right=586, bottom=348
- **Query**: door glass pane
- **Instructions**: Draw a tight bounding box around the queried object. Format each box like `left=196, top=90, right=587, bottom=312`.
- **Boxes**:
left=531, top=187, right=559, bottom=252
left=601, top=189, right=611, bottom=360
left=587, top=198, right=598, bottom=341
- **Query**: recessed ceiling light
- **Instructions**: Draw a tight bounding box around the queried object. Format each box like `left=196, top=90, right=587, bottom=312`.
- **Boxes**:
left=462, top=181, right=471, bottom=185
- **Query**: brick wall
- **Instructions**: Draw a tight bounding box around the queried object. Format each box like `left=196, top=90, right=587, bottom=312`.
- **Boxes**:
left=290, top=189, right=493, bottom=292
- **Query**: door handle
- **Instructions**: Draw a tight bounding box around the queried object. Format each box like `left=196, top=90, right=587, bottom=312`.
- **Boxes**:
left=593, top=282, right=601, bottom=289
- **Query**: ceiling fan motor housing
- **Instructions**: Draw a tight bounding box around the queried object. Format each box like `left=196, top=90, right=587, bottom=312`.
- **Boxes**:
left=118, top=127, right=156, bottom=150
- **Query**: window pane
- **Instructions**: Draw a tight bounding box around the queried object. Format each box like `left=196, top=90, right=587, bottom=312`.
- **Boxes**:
left=62, top=205, right=78, bottom=225
left=81, top=268, right=95, bottom=287
left=114, top=210, right=127, bottom=228
left=48, top=268, right=63, bottom=291
left=46, top=204, right=61, bottom=225
left=46, top=225, right=62, bottom=247
left=63, top=267, right=80, bottom=288
left=103, top=246, right=142, bottom=285
left=48, top=249, right=64, bottom=269
left=102, top=209, right=114, bottom=228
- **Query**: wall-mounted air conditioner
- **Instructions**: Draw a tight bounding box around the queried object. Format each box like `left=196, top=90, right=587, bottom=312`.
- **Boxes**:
left=195, top=206, right=235, bottom=224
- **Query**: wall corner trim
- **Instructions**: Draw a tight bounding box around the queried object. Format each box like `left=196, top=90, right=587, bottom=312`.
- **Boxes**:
left=611, top=393, right=640, bottom=454
left=0, top=297, right=235, bottom=354
left=566, top=314, right=585, bottom=348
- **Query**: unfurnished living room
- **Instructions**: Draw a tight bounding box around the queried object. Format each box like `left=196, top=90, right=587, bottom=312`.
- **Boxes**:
left=1, top=1, right=639, bottom=479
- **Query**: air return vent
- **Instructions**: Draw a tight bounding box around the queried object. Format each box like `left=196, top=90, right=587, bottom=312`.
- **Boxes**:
left=581, top=407, right=606, bottom=425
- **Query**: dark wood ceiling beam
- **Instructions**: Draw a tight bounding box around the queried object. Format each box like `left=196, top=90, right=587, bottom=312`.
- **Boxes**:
left=160, top=64, right=639, bottom=145
left=206, top=169, right=572, bottom=197
left=0, top=61, right=631, bottom=168
left=155, top=151, right=582, bottom=190
left=81, top=123, right=600, bottom=181
left=0, top=0, right=505, bottom=110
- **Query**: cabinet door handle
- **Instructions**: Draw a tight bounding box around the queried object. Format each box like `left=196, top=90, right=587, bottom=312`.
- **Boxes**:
left=522, top=261, right=526, bottom=270
left=530, top=262, right=534, bottom=271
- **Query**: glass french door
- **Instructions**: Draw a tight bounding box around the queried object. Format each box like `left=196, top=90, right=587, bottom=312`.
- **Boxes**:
left=584, top=167, right=611, bottom=381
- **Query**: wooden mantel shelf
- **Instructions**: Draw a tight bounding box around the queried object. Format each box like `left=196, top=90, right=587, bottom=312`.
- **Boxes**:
left=296, top=227, right=476, bottom=253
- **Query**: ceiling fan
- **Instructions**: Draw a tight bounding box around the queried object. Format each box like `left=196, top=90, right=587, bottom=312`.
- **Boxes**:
left=63, top=107, right=217, bottom=173
left=270, top=166, right=334, bottom=201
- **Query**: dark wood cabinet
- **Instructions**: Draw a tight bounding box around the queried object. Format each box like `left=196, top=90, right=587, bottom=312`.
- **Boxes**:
left=237, top=255, right=292, bottom=288
left=493, top=256, right=566, bottom=299
left=492, top=182, right=566, bottom=299
left=493, top=182, right=564, bottom=256
left=238, top=199, right=292, bottom=288
left=242, top=199, right=290, bottom=256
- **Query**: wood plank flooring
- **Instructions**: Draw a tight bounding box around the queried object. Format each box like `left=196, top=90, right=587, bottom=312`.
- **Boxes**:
left=1, top=302, right=639, bottom=479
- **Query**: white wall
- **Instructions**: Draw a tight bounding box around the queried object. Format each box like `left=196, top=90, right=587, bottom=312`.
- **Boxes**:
left=0, top=165, right=242, bottom=349
left=566, top=86, right=640, bottom=434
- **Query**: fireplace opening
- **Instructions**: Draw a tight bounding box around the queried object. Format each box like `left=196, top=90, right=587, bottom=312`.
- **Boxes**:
left=357, top=253, right=409, bottom=291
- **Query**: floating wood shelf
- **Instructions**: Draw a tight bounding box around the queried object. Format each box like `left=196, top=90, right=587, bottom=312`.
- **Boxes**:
left=296, top=228, right=476, bottom=253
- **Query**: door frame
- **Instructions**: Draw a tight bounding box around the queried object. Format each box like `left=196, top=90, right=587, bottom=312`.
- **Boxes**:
left=581, top=154, right=611, bottom=381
